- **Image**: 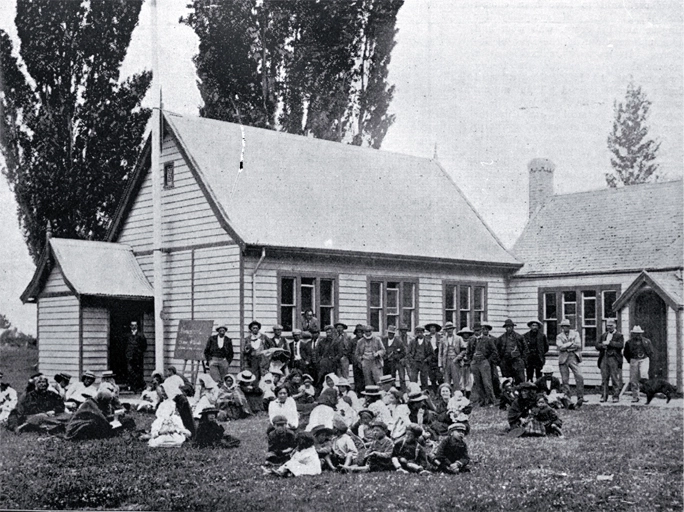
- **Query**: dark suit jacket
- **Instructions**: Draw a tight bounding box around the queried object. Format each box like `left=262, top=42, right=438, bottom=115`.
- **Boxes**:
left=595, top=331, right=624, bottom=368
left=204, top=334, right=234, bottom=363
left=382, top=335, right=407, bottom=364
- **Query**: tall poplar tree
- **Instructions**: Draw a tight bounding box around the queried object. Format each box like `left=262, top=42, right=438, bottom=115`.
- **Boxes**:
left=605, top=81, right=662, bottom=187
left=0, top=0, right=151, bottom=262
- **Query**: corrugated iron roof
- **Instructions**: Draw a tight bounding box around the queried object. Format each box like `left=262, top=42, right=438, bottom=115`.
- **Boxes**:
left=512, top=180, right=683, bottom=276
left=22, top=239, right=153, bottom=302
left=164, top=113, right=519, bottom=266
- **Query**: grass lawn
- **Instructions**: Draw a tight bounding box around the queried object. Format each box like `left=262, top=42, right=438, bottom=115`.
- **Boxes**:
left=1, top=347, right=682, bottom=511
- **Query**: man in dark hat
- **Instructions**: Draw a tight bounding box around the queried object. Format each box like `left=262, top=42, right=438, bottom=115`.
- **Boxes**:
left=439, top=322, right=466, bottom=391
left=205, top=324, right=234, bottom=383
left=243, top=320, right=270, bottom=381
left=350, top=324, right=365, bottom=393
left=557, top=319, right=585, bottom=407
left=497, top=319, right=527, bottom=385
left=523, top=320, right=549, bottom=382
left=424, top=323, right=443, bottom=392
left=595, top=319, right=624, bottom=403
left=407, top=326, right=433, bottom=389
left=334, top=322, right=353, bottom=380
left=478, top=323, right=502, bottom=398
left=315, top=325, right=343, bottom=387
left=382, top=325, right=408, bottom=392
left=467, top=323, right=499, bottom=406
left=125, top=320, right=147, bottom=392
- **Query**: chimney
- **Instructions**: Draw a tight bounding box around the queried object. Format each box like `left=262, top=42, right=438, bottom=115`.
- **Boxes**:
left=528, top=158, right=555, bottom=218
left=45, top=220, right=53, bottom=243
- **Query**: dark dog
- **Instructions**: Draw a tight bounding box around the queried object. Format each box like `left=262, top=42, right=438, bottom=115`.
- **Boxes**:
left=639, top=378, right=678, bottom=404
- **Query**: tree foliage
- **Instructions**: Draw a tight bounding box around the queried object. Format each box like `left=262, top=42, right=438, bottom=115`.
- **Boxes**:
left=0, top=313, right=10, bottom=330
left=182, top=0, right=403, bottom=148
left=0, top=0, right=151, bottom=263
left=605, top=81, right=662, bottom=187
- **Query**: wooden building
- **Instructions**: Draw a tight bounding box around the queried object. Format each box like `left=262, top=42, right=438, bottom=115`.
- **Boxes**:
left=510, top=159, right=683, bottom=389
left=22, top=112, right=521, bottom=379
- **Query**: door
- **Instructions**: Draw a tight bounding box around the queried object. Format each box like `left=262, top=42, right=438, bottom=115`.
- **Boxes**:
left=109, top=300, right=148, bottom=384
left=633, top=290, right=667, bottom=379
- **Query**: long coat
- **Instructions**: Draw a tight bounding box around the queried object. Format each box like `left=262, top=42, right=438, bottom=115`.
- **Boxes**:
left=595, top=331, right=624, bottom=368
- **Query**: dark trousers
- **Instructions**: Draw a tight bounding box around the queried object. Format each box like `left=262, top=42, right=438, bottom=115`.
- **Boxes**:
left=600, top=357, right=623, bottom=399
left=385, top=359, right=407, bottom=391
left=127, top=356, right=145, bottom=391
left=352, top=363, right=365, bottom=394
left=428, top=363, right=444, bottom=391
left=471, top=359, right=496, bottom=405
left=409, top=362, right=430, bottom=389
left=526, top=365, right=543, bottom=382
left=501, top=357, right=526, bottom=384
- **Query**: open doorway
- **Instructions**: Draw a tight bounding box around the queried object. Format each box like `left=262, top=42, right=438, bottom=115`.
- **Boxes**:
left=109, top=300, right=152, bottom=387
left=633, top=290, right=667, bottom=380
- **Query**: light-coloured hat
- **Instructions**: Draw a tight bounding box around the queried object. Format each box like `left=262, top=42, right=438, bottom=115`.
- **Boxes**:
left=631, top=325, right=644, bottom=334
left=457, top=327, right=474, bottom=336
left=443, top=321, right=456, bottom=330
left=606, top=319, right=617, bottom=326
left=273, top=324, right=284, bottom=331
left=237, top=370, right=256, bottom=384
left=82, top=370, right=96, bottom=380
left=101, top=370, right=115, bottom=379
left=361, top=385, right=382, bottom=397
left=541, top=364, right=554, bottom=374
left=216, top=324, right=228, bottom=332
left=407, top=391, right=427, bottom=403
left=559, top=319, right=571, bottom=327
left=336, top=377, right=351, bottom=388
left=527, top=319, right=542, bottom=328
left=292, top=329, right=302, bottom=335
left=448, top=422, right=467, bottom=433
left=386, top=325, right=397, bottom=334
left=379, top=375, right=394, bottom=385
left=424, top=323, right=442, bottom=332
left=272, top=414, right=288, bottom=425
left=334, top=322, right=348, bottom=330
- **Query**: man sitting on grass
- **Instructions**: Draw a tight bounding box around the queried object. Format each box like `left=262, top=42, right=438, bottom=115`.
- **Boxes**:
left=356, top=420, right=395, bottom=472
left=392, top=423, right=430, bottom=474
left=7, top=375, right=65, bottom=433
left=265, top=415, right=297, bottom=465
left=428, top=422, right=470, bottom=473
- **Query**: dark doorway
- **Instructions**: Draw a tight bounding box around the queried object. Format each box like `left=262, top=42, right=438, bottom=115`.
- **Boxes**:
left=633, top=290, right=667, bottom=379
left=109, top=300, right=151, bottom=386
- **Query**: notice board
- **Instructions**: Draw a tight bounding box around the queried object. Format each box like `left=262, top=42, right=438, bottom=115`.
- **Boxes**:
left=173, top=320, right=214, bottom=361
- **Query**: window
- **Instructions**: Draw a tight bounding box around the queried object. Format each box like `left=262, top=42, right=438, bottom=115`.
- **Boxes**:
left=444, top=282, right=487, bottom=330
left=163, top=162, right=174, bottom=188
left=539, top=285, right=620, bottom=348
left=368, top=279, right=417, bottom=333
left=279, top=274, right=337, bottom=331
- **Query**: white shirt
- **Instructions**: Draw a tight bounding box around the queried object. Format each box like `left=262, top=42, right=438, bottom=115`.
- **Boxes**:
left=217, top=335, right=225, bottom=349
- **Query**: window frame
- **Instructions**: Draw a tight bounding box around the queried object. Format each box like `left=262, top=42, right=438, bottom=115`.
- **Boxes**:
left=277, top=272, right=339, bottom=332
left=163, top=161, right=175, bottom=189
left=367, top=277, right=419, bottom=335
left=538, top=284, right=621, bottom=351
left=443, top=281, right=489, bottom=330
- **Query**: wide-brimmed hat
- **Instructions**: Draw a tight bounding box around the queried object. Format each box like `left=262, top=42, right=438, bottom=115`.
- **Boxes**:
left=216, top=324, right=228, bottom=332
left=248, top=320, right=261, bottom=330
left=311, top=424, right=335, bottom=437
left=361, top=385, right=382, bottom=397
left=457, top=327, right=474, bottom=336
left=336, top=377, right=351, bottom=388
left=414, top=326, right=425, bottom=333
left=101, top=370, right=115, bottom=379
left=448, top=422, right=467, bottom=433
left=324, top=324, right=335, bottom=331
left=379, top=375, right=395, bottom=385
left=481, top=323, right=493, bottom=330
left=272, top=324, right=283, bottom=331
left=472, top=323, right=483, bottom=331
left=518, top=382, right=538, bottom=391
left=407, top=391, right=427, bottom=403
left=56, top=372, right=72, bottom=381
left=424, top=323, right=442, bottom=332
left=541, top=364, right=554, bottom=374
left=631, top=325, right=644, bottom=334
left=82, top=370, right=96, bottom=380
left=358, top=408, right=376, bottom=418
left=292, top=328, right=302, bottom=335
left=407, top=423, right=424, bottom=437
left=386, top=325, right=397, bottom=334
left=237, top=370, right=256, bottom=384
left=502, top=319, right=516, bottom=328
left=270, top=368, right=284, bottom=377
left=527, top=319, right=542, bottom=328
left=301, top=331, right=312, bottom=339
left=443, top=321, right=456, bottom=330
left=302, top=374, right=314, bottom=383
left=334, top=322, right=348, bottom=330
left=200, top=407, right=220, bottom=417
left=559, top=318, right=571, bottom=327
left=500, top=377, right=514, bottom=387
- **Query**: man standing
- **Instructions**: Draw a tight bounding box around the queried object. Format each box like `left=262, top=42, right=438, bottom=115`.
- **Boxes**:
left=315, top=325, right=343, bottom=385
left=425, top=323, right=443, bottom=392
left=438, top=322, right=465, bottom=391
left=556, top=318, right=585, bottom=408
left=126, top=321, right=147, bottom=392
left=480, top=323, right=501, bottom=398
left=382, top=325, right=407, bottom=392
left=523, top=320, right=549, bottom=382
left=407, top=326, right=433, bottom=389
left=497, top=319, right=527, bottom=385
left=334, top=322, right=352, bottom=380
left=204, top=324, right=234, bottom=384
left=301, top=309, right=319, bottom=333
left=467, top=323, right=498, bottom=407
left=355, top=325, right=385, bottom=386
left=243, top=320, right=270, bottom=381
left=595, top=319, right=624, bottom=403
left=288, top=329, right=303, bottom=371
left=350, top=324, right=365, bottom=394
left=624, top=325, right=653, bottom=404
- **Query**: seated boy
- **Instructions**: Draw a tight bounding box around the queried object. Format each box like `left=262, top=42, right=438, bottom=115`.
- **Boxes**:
left=194, top=407, right=240, bottom=448
left=329, top=418, right=358, bottom=472
left=429, top=422, right=470, bottom=473
left=266, top=415, right=297, bottom=464
left=356, top=420, right=394, bottom=472
left=392, top=423, right=429, bottom=473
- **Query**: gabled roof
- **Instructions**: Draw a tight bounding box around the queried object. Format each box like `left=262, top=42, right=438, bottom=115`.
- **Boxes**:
left=512, top=180, right=683, bottom=276
left=613, top=270, right=684, bottom=311
left=110, top=112, right=519, bottom=267
left=22, top=238, right=153, bottom=303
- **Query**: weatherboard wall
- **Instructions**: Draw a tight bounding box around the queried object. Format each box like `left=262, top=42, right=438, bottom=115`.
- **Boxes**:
left=37, top=266, right=80, bottom=378
left=81, top=306, right=109, bottom=377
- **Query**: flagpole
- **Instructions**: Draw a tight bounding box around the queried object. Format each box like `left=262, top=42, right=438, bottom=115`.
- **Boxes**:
left=150, top=0, right=165, bottom=373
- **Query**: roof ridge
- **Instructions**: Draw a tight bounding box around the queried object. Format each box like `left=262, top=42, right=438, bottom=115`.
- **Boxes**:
left=548, top=179, right=682, bottom=200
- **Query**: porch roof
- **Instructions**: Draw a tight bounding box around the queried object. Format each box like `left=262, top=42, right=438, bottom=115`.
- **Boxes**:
left=613, top=270, right=684, bottom=312
left=21, top=238, right=153, bottom=302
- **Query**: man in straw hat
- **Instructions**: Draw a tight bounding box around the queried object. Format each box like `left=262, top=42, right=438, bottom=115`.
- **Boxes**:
left=556, top=318, right=585, bottom=408
left=205, top=324, right=234, bottom=383
left=439, top=322, right=466, bottom=391
left=523, top=319, right=549, bottom=382
left=596, top=319, right=625, bottom=403
left=624, top=325, right=653, bottom=403
left=497, top=319, right=527, bottom=385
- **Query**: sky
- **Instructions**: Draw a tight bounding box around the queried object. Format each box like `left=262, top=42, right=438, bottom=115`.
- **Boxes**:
left=0, top=0, right=682, bottom=335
